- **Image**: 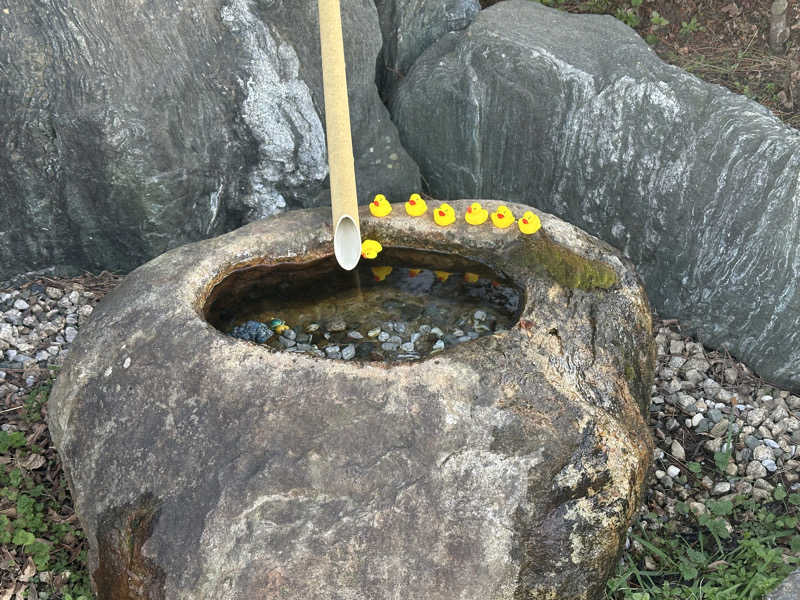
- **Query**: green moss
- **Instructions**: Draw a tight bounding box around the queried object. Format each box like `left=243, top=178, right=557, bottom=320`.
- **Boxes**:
left=624, top=364, right=636, bottom=382
left=517, top=235, right=618, bottom=290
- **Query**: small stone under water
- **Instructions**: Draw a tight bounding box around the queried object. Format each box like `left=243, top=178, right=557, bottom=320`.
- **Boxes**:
left=208, top=250, right=522, bottom=362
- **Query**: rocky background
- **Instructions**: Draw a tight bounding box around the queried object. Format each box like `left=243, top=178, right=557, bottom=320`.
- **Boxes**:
left=2, top=0, right=798, bottom=393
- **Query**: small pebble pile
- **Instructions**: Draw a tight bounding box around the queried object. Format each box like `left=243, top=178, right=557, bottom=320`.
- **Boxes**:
left=0, top=280, right=97, bottom=393
left=229, top=308, right=506, bottom=362
left=642, top=320, right=800, bottom=530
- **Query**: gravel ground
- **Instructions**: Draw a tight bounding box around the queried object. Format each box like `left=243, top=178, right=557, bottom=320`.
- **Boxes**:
left=1, top=269, right=799, bottom=596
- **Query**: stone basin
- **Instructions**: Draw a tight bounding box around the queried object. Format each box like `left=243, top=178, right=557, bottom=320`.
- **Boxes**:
left=48, top=200, right=655, bottom=600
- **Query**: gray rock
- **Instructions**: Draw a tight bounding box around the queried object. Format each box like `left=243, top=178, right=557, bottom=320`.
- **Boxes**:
left=712, top=481, right=731, bottom=495
left=48, top=202, right=654, bottom=600
left=374, top=0, right=479, bottom=95
left=341, top=344, right=356, bottom=360
left=670, top=440, right=685, bottom=461
left=64, top=326, right=78, bottom=344
left=709, top=419, right=729, bottom=438
left=390, top=0, right=800, bottom=392
left=747, top=407, right=768, bottom=427
left=0, top=0, right=419, bottom=280
left=746, top=460, right=768, bottom=479
left=328, top=317, right=347, bottom=332
left=753, top=445, right=773, bottom=461
left=767, top=568, right=800, bottom=600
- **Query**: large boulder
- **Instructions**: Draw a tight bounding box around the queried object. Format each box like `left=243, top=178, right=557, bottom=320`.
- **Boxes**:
left=373, top=0, right=480, bottom=95
left=389, top=0, right=800, bottom=392
left=0, top=0, right=419, bottom=279
left=49, top=201, right=654, bottom=599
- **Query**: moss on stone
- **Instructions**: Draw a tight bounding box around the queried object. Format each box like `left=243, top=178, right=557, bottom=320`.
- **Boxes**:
left=516, top=235, right=618, bottom=290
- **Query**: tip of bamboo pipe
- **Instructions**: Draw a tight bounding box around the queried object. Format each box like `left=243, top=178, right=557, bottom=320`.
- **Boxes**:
left=333, top=214, right=361, bottom=270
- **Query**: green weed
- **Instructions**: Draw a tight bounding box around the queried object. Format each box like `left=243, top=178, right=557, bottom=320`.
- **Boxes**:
left=0, top=377, right=94, bottom=599
left=679, top=16, right=704, bottom=36
left=606, top=495, right=800, bottom=599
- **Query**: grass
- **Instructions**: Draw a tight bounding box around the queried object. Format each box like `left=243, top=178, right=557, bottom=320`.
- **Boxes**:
left=607, top=494, right=800, bottom=599
left=605, top=426, right=800, bottom=600
left=0, top=374, right=94, bottom=600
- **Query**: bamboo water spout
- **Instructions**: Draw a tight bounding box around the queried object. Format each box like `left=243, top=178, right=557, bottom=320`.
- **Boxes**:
left=318, top=0, right=361, bottom=270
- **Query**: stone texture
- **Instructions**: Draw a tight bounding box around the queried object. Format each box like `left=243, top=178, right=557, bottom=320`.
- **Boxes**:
left=0, top=0, right=419, bottom=279
left=373, top=0, right=480, bottom=95
left=389, top=0, right=800, bottom=392
left=49, top=201, right=654, bottom=600
left=767, top=568, right=800, bottom=600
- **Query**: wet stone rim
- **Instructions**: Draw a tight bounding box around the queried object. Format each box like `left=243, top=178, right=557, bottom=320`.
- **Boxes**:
left=198, top=199, right=624, bottom=367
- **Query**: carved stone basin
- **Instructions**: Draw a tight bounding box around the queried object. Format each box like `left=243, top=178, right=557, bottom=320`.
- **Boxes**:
left=49, top=200, right=654, bottom=600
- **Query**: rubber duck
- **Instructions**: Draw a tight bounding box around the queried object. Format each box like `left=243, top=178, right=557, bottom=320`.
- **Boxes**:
left=434, top=270, right=451, bottom=282
left=371, top=266, right=393, bottom=281
left=361, top=239, right=383, bottom=259
left=369, top=194, right=392, bottom=218
left=464, top=202, right=488, bottom=226
left=463, top=272, right=480, bottom=283
left=405, top=194, right=427, bottom=217
left=433, top=203, right=456, bottom=226
left=269, top=318, right=290, bottom=335
left=518, top=211, right=542, bottom=235
left=408, top=268, right=422, bottom=278
left=490, top=205, right=514, bottom=229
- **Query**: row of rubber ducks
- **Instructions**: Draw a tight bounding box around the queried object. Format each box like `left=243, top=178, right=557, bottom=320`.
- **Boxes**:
left=360, top=194, right=541, bottom=261
left=368, top=194, right=542, bottom=234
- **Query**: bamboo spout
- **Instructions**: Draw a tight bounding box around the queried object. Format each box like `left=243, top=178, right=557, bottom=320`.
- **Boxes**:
left=318, top=0, right=361, bottom=270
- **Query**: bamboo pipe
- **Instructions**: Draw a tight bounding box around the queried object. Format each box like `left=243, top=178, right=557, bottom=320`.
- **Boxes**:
left=318, top=0, right=361, bottom=270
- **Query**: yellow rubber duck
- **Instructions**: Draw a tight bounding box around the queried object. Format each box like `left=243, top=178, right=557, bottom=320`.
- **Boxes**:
left=408, top=268, right=422, bottom=278
left=361, top=239, right=383, bottom=259
left=463, top=272, right=480, bottom=283
left=371, top=266, right=393, bottom=281
left=490, top=205, right=514, bottom=229
left=433, top=203, right=456, bottom=226
left=369, top=194, right=392, bottom=218
left=518, top=211, right=542, bottom=235
left=434, top=270, right=451, bottom=282
left=464, top=202, right=488, bottom=226
left=405, top=193, right=427, bottom=217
